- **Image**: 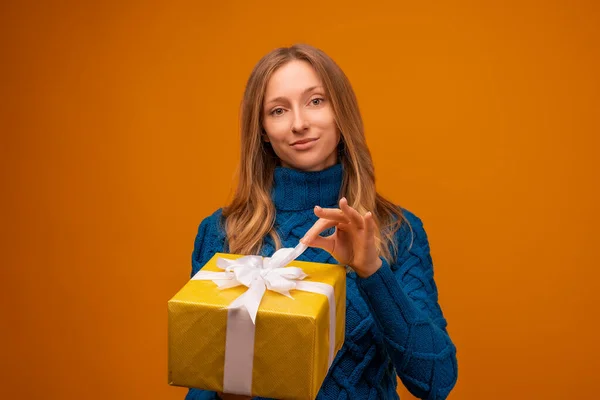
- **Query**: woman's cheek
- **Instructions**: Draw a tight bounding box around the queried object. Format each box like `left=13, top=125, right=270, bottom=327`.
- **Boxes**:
left=272, top=117, right=291, bottom=134
left=313, top=109, right=335, bottom=127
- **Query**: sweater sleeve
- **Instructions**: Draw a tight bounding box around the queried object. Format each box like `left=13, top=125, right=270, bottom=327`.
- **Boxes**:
left=355, top=210, right=458, bottom=400
left=185, top=210, right=226, bottom=400
left=190, top=209, right=226, bottom=277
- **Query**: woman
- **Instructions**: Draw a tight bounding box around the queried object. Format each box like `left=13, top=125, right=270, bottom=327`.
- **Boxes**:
left=187, top=44, right=457, bottom=400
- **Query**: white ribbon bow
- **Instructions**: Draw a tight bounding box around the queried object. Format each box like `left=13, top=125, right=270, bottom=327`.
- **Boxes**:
left=191, top=243, right=338, bottom=396
left=191, top=243, right=310, bottom=324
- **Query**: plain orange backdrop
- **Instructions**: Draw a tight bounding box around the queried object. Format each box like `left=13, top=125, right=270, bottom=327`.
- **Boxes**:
left=1, top=1, right=599, bottom=399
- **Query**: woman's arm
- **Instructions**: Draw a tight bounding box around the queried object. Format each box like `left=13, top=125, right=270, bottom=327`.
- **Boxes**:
left=302, top=202, right=458, bottom=399
left=355, top=210, right=458, bottom=399
left=185, top=210, right=227, bottom=400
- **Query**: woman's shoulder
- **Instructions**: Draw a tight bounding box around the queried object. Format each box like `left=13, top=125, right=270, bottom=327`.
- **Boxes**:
left=195, top=208, right=227, bottom=240
left=391, top=206, right=426, bottom=238
left=198, top=208, right=225, bottom=224
left=398, top=207, right=425, bottom=229
left=192, top=208, right=227, bottom=275
left=393, top=207, right=431, bottom=261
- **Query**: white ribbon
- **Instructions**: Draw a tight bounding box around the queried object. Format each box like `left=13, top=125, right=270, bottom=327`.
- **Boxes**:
left=191, top=243, right=337, bottom=396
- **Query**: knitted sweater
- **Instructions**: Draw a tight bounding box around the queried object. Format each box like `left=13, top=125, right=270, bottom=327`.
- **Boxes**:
left=185, top=164, right=457, bottom=400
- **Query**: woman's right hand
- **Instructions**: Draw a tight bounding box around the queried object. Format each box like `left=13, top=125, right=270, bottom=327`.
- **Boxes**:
left=217, top=392, right=252, bottom=400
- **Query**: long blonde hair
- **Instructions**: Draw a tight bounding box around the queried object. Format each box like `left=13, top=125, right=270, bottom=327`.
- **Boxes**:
left=222, top=44, right=408, bottom=263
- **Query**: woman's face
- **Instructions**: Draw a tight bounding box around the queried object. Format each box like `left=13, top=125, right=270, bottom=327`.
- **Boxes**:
left=262, top=60, right=340, bottom=172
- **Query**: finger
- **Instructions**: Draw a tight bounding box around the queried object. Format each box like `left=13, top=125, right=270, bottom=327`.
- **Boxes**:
left=301, top=218, right=337, bottom=245
left=339, top=197, right=365, bottom=229
left=307, top=234, right=336, bottom=254
left=314, top=206, right=350, bottom=224
left=336, top=221, right=352, bottom=231
left=365, top=211, right=376, bottom=237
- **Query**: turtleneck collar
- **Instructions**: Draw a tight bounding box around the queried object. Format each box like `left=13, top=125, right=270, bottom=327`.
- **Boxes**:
left=271, top=163, right=343, bottom=211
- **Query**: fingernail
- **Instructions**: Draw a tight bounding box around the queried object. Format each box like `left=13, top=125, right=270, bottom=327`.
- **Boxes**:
left=315, top=205, right=321, bottom=210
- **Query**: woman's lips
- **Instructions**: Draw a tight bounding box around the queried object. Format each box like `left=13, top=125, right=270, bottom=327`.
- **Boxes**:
left=291, top=138, right=318, bottom=150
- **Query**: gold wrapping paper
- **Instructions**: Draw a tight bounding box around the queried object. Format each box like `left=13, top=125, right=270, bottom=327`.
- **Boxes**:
left=168, top=252, right=346, bottom=400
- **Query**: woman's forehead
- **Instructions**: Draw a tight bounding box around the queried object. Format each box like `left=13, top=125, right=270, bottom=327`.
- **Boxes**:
left=264, top=60, right=324, bottom=99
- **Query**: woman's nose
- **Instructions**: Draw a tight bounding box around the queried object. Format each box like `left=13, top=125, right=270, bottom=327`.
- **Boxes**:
left=291, top=109, right=309, bottom=133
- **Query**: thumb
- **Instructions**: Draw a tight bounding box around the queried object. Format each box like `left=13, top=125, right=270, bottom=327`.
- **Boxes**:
left=304, top=234, right=336, bottom=255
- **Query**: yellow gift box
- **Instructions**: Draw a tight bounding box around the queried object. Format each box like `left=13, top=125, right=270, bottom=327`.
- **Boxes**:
left=168, top=250, right=346, bottom=400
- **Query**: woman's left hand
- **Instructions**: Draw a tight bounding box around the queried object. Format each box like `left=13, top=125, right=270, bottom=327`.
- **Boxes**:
left=300, top=197, right=382, bottom=278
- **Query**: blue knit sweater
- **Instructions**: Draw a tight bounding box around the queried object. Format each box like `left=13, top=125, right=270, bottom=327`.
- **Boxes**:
left=185, top=164, right=457, bottom=400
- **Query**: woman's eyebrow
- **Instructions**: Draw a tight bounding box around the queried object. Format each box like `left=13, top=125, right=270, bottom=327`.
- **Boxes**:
left=264, top=86, right=324, bottom=107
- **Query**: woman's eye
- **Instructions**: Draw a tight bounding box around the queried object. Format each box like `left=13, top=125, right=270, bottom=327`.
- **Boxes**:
left=271, top=108, right=284, bottom=116
left=311, top=98, right=324, bottom=106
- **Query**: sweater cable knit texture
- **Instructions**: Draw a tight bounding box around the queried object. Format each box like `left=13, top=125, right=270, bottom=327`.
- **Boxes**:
left=185, top=164, right=457, bottom=400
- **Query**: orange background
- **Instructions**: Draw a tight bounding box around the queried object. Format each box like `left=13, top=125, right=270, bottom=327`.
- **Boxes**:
left=1, top=1, right=599, bottom=399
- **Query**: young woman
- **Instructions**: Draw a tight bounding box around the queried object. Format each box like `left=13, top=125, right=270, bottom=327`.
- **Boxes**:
left=187, top=44, right=457, bottom=400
